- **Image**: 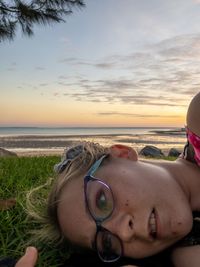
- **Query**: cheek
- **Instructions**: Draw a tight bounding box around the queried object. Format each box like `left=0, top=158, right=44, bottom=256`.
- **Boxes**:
left=58, top=206, right=94, bottom=248
left=170, top=206, right=193, bottom=238
left=57, top=191, right=94, bottom=248
left=125, top=200, right=129, bottom=207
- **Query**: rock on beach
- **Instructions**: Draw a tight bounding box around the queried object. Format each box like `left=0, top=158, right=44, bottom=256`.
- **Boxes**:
left=139, top=145, right=165, bottom=157
left=0, top=148, right=17, bottom=157
left=168, top=148, right=181, bottom=157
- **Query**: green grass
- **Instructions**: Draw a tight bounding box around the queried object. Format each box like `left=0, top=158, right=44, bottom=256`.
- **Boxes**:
left=0, top=155, right=177, bottom=266
left=141, top=155, right=177, bottom=161
left=0, top=156, right=71, bottom=266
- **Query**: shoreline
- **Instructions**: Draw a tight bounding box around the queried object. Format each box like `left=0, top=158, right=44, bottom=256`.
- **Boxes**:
left=0, top=130, right=187, bottom=157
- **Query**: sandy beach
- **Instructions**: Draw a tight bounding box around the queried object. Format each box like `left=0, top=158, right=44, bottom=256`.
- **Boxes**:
left=0, top=129, right=187, bottom=157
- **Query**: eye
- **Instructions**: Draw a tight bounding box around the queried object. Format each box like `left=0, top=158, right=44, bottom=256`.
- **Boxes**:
left=86, top=180, right=114, bottom=220
left=96, top=189, right=107, bottom=211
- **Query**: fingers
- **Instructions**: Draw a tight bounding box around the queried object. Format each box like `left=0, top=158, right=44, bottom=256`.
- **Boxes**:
left=15, top=247, right=38, bottom=267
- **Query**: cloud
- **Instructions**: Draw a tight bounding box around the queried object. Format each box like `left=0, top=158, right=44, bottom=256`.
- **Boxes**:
left=155, top=34, right=200, bottom=60
left=97, top=112, right=180, bottom=118
left=58, top=74, right=193, bottom=106
left=56, top=33, right=200, bottom=107
left=61, top=80, right=188, bottom=107
left=58, top=75, right=68, bottom=80
left=39, top=83, right=48, bottom=87
left=35, top=67, right=45, bottom=71
left=6, top=62, right=17, bottom=72
left=59, top=57, right=116, bottom=69
left=58, top=57, right=81, bottom=63
left=94, top=62, right=115, bottom=69
left=193, top=0, right=200, bottom=4
left=6, top=68, right=16, bottom=72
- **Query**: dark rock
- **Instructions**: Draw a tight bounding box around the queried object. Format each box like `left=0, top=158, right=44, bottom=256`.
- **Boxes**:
left=168, top=148, right=181, bottom=157
left=139, top=145, right=164, bottom=157
left=0, top=148, right=17, bottom=157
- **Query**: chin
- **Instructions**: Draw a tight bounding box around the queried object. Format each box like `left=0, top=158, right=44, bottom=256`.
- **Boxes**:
left=171, top=215, right=193, bottom=243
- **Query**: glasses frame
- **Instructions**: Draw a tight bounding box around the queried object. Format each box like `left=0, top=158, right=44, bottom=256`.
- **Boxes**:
left=83, top=155, right=123, bottom=262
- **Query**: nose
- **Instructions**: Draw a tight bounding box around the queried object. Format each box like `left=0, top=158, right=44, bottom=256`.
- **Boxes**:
left=103, top=213, right=134, bottom=242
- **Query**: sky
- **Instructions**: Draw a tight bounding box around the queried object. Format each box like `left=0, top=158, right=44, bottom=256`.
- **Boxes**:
left=1, top=0, right=200, bottom=127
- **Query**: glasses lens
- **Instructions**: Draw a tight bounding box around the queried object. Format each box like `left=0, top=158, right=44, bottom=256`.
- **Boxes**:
left=96, top=230, right=122, bottom=262
left=86, top=180, right=114, bottom=220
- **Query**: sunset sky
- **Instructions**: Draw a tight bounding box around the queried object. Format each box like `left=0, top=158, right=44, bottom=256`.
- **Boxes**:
left=1, top=0, right=200, bottom=127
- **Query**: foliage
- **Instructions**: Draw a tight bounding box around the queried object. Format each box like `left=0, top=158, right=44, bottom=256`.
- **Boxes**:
left=0, top=0, right=85, bottom=41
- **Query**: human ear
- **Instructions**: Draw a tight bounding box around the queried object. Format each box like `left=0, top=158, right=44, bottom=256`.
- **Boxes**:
left=109, top=144, right=138, bottom=161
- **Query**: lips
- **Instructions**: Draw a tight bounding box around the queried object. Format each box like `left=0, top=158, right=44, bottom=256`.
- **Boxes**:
left=149, top=208, right=157, bottom=239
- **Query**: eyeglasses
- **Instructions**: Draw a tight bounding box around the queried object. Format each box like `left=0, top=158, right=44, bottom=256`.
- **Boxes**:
left=84, top=155, right=123, bottom=262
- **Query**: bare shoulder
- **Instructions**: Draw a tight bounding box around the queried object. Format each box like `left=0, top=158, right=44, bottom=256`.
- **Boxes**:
left=187, top=92, right=200, bottom=136
left=171, top=245, right=200, bottom=267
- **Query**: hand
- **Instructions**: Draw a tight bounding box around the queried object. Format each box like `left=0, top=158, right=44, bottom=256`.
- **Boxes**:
left=15, top=247, right=38, bottom=267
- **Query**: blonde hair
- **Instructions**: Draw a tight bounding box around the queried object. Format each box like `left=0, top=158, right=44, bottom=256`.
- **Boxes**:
left=26, top=141, right=109, bottom=247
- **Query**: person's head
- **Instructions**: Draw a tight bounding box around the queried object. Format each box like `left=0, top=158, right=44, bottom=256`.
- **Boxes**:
left=34, top=142, right=193, bottom=263
left=186, top=91, right=200, bottom=135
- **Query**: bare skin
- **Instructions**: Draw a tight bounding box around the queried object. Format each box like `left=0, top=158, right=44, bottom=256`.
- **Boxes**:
left=15, top=92, right=200, bottom=267
left=15, top=247, right=38, bottom=267
left=186, top=92, right=200, bottom=136
left=57, top=146, right=199, bottom=260
left=57, top=92, right=200, bottom=266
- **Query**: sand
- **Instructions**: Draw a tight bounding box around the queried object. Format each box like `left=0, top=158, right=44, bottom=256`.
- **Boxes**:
left=0, top=130, right=186, bottom=157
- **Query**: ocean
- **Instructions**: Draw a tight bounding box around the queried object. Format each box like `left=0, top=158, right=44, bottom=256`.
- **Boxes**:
left=0, top=127, right=187, bottom=156
left=0, top=126, right=179, bottom=136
